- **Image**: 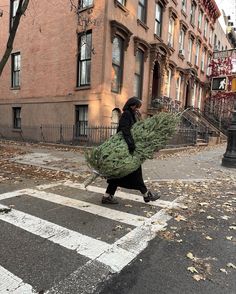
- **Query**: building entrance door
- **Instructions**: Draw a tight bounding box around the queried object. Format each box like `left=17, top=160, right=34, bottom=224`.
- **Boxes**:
left=151, top=62, right=160, bottom=99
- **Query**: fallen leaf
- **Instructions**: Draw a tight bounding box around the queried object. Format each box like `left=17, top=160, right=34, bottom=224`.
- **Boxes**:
left=175, top=215, right=187, bottom=222
left=207, top=216, right=215, bottom=220
left=192, top=274, right=205, bottom=281
left=227, top=263, right=236, bottom=269
left=125, top=204, right=132, bottom=207
left=187, top=252, right=195, bottom=260
left=205, top=236, right=213, bottom=240
left=220, top=268, right=228, bottom=274
left=226, top=236, right=233, bottom=241
left=229, top=226, right=236, bottom=230
left=221, top=215, right=230, bottom=220
left=187, top=266, right=198, bottom=274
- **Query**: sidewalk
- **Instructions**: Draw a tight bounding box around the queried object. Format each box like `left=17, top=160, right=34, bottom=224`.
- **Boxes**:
left=6, top=141, right=236, bottom=183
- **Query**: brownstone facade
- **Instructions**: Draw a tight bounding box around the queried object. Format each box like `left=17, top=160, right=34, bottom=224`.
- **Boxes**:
left=0, top=0, right=232, bottom=131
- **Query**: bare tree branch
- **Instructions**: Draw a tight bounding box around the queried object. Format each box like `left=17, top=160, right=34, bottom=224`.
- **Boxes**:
left=0, top=0, right=29, bottom=77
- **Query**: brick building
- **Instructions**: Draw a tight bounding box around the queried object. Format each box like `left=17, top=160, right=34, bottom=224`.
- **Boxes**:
left=0, top=0, right=232, bottom=139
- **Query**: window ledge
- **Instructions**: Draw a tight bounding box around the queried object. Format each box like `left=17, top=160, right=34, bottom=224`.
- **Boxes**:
left=172, top=0, right=177, bottom=5
left=78, top=5, right=94, bottom=13
left=167, top=44, right=175, bottom=53
left=11, top=86, right=21, bottom=90
left=190, top=22, right=195, bottom=29
left=187, top=61, right=193, bottom=67
left=137, top=19, right=149, bottom=31
left=200, top=69, right=205, bottom=74
left=75, top=86, right=91, bottom=91
left=114, top=0, right=129, bottom=15
left=154, top=34, right=163, bottom=42
left=12, top=128, right=22, bottom=132
left=181, top=9, right=187, bottom=18
left=178, top=53, right=185, bottom=60
left=203, top=36, right=207, bottom=42
left=197, top=28, right=202, bottom=34
left=194, top=64, right=199, bottom=70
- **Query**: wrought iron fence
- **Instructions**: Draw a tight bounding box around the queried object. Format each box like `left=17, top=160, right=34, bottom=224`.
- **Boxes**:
left=0, top=124, right=197, bottom=147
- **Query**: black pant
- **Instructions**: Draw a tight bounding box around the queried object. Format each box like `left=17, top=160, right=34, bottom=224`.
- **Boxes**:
left=106, top=166, right=148, bottom=195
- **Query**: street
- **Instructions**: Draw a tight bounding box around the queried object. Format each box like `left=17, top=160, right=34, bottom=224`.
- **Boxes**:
left=0, top=141, right=235, bottom=294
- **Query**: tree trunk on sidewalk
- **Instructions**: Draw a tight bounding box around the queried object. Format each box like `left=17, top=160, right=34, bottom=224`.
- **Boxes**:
left=0, top=0, right=29, bottom=77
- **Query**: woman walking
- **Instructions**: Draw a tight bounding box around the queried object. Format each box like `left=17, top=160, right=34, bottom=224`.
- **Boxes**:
left=102, top=97, right=160, bottom=204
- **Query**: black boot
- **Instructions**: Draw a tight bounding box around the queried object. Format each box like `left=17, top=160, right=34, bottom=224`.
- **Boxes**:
left=102, top=195, right=119, bottom=204
left=143, top=191, right=160, bottom=203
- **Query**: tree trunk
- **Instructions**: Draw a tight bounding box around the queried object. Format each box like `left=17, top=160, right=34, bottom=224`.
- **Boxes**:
left=0, top=0, right=29, bottom=77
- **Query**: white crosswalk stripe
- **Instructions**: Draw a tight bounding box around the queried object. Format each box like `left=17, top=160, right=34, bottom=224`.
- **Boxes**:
left=0, top=180, right=185, bottom=293
left=0, top=265, right=36, bottom=294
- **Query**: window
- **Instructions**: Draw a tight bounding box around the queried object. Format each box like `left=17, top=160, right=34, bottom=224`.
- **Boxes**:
left=195, top=42, right=200, bottom=66
left=165, top=68, right=172, bottom=97
left=111, top=36, right=124, bottom=93
left=190, top=1, right=196, bottom=25
left=176, top=75, right=182, bottom=101
left=204, top=18, right=208, bottom=38
left=181, top=0, right=186, bottom=13
left=188, top=38, right=193, bottom=63
left=79, top=0, right=93, bottom=9
left=138, top=0, right=147, bottom=23
left=155, top=3, right=163, bottom=37
left=201, top=49, right=205, bottom=71
left=168, top=17, right=174, bottom=47
left=198, top=9, right=203, bottom=30
left=11, top=52, right=20, bottom=88
left=207, top=55, right=211, bottom=76
left=134, top=49, right=144, bottom=100
left=179, top=29, right=185, bottom=53
left=75, top=105, right=88, bottom=136
left=117, top=0, right=126, bottom=5
left=191, top=82, right=197, bottom=106
left=10, top=0, right=19, bottom=28
left=77, top=31, right=92, bottom=87
left=214, top=34, right=217, bottom=49
left=13, top=107, right=21, bottom=129
left=209, top=28, right=213, bottom=45
left=198, top=86, right=202, bottom=109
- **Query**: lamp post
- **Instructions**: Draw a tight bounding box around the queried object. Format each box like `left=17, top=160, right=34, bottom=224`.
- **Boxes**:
left=222, top=98, right=236, bottom=168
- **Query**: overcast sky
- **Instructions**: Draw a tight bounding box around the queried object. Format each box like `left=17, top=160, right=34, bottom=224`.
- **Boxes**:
left=215, top=0, right=235, bottom=23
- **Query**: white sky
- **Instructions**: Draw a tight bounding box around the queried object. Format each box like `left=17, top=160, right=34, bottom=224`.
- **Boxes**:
left=215, top=0, right=236, bottom=24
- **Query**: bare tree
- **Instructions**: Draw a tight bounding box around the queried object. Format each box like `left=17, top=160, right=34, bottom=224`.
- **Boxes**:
left=0, top=0, right=29, bottom=77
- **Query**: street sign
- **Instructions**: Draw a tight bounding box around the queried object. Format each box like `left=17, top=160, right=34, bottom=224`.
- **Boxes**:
left=211, top=77, right=227, bottom=91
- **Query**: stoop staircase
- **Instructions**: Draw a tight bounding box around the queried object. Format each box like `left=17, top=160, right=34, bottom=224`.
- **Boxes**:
left=181, top=108, right=227, bottom=146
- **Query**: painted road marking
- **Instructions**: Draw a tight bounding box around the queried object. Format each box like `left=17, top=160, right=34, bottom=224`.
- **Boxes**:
left=63, top=180, right=185, bottom=209
left=25, top=189, right=147, bottom=227
left=0, top=265, right=36, bottom=294
left=0, top=204, right=111, bottom=260
left=0, top=181, right=186, bottom=293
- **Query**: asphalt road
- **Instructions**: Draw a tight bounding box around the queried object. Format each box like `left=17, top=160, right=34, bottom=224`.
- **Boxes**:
left=0, top=142, right=235, bottom=293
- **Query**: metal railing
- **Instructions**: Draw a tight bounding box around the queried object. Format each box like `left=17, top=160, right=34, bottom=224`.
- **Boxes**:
left=0, top=124, right=197, bottom=148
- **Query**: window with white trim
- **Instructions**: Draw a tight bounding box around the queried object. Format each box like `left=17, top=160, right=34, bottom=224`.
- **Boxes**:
left=79, top=0, right=93, bottom=9
left=10, top=0, right=19, bottom=29
left=13, top=107, right=21, bottom=129
left=77, top=31, right=92, bottom=87
left=176, top=75, right=182, bottom=101
left=11, top=52, right=21, bottom=88
left=181, top=0, right=187, bottom=13
left=179, top=29, right=185, bottom=53
left=111, top=35, right=124, bottom=93
left=191, top=82, right=197, bottom=106
left=165, top=68, right=172, bottom=97
left=201, top=49, right=205, bottom=71
left=198, top=9, right=203, bottom=30
left=75, top=105, right=88, bottom=136
left=138, top=0, right=147, bottom=23
left=168, top=17, right=175, bottom=47
left=134, top=49, right=144, bottom=100
left=195, top=42, right=200, bottom=66
left=204, top=18, right=209, bottom=38
left=190, top=1, right=196, bottom=25
left=155, top=3, right=163, bottom=37
left=188, top=38, right=193, bottom=63
left=198, top=86, right=202, bottom=109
